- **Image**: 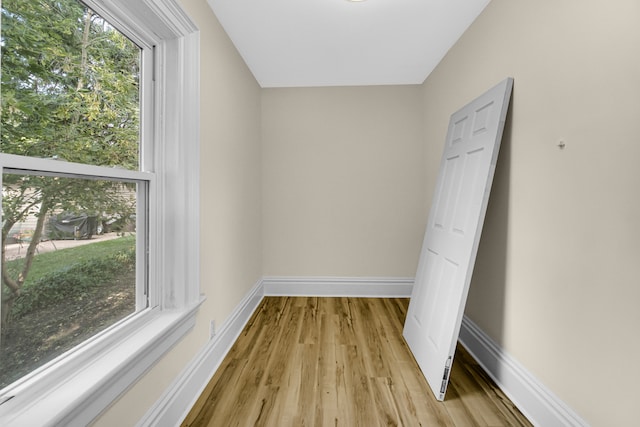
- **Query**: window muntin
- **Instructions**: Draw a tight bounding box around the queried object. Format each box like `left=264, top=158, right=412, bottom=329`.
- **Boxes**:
left=0, top=0, right=150, bottom=392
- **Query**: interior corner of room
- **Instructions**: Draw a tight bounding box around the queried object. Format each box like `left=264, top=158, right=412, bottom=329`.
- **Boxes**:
left=86, top=0, right=638, bottom=426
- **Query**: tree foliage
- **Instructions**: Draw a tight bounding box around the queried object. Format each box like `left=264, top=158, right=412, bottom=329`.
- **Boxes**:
left=1, top=0, right=141, bottom=327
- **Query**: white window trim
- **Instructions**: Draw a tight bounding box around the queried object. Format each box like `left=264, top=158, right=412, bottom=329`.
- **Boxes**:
left=0, top=1, right=201, bottom=425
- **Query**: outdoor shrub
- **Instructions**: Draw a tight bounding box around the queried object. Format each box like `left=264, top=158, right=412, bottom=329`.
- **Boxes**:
left=11, top=247, right=135, bottom=319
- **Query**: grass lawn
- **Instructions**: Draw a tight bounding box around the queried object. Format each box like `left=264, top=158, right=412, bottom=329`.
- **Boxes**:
left=5, top=234, right=136, bottom=289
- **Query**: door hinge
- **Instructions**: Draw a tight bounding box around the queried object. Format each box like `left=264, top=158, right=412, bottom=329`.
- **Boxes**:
left=439, top=355, right=453, bottom=395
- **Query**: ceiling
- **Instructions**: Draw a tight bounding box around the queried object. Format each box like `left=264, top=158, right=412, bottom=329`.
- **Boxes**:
left=207, top=0, right=491, bottom=88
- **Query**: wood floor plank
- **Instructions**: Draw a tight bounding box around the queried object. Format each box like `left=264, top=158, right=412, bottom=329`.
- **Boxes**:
left=448, top=358, right=507, bottom=426
left=316, top=314, right=343, bottom=426
left=182, top=297, right=532, bottom=427
left=451, top=346, right=532, bottom=427
left=442, top=383, right=483, bottom=427
left=369, top=376, right=403, bottom=426
left=397, top=359, right=457, bottom=426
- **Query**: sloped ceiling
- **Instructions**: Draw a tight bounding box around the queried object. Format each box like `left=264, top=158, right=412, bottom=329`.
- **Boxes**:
left=207, top=0, right=491, bottom=88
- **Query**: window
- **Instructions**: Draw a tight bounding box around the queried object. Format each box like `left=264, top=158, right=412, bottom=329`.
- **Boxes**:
left=0, top=0, right=200, bottom=424
left=1, top=0, right=146, bottom=388
left=1, top=170, right=144, bottom=388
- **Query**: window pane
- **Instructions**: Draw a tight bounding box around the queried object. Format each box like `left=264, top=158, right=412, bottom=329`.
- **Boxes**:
left=0, top=172, right=142, bottom=389
left=1, top=0, right=141, bottom=169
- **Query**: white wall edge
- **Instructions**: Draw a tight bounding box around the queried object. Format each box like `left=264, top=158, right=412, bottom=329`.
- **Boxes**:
left=262, top=276, right=414, bottom=297
left=458, top=316, right=589, bottom=427
left=136, top=279, right=264, bottom=427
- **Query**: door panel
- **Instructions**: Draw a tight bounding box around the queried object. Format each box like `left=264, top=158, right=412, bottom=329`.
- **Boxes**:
left=403, top=78, right=513, bottom=401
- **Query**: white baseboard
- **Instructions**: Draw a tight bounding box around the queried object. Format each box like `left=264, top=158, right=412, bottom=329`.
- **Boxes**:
left=262, top=276, right=414, bottom=297
left=136, top=279, right=264, bottom=427
left=458, top=316, right=588, bottom=427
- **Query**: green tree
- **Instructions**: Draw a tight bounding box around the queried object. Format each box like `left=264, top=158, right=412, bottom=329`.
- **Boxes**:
left=1, top=0, right=140, bottom=327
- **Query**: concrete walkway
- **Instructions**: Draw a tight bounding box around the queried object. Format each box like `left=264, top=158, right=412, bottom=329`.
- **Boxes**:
left=4, top=233, right=126, bottom=261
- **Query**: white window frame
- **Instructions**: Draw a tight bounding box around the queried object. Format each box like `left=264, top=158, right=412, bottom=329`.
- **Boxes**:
left=0, top=1, right=201, bottom=425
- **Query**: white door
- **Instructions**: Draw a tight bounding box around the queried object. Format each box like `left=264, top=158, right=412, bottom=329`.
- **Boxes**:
left=403, top=78, right=513, bottom=401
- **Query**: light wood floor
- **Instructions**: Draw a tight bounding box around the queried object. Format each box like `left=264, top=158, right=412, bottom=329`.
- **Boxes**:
left=182, top=297, right=531, bottom=427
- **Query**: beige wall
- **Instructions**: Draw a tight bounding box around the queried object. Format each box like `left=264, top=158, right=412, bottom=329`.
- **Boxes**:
left=423, top=1, right=640, bottom=425
left=93, top=0, right=263, bottom=424
left=94, top=0, right=640, bottom=425
left=262, top=86, right=426, bottom=277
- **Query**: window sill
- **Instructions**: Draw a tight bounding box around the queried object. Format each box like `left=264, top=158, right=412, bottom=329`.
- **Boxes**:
left=0, top=297, right=204, bottom=427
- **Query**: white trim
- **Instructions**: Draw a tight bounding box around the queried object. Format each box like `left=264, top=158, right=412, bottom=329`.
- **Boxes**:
left=137, top=280, right=264, bottom=427
left=144, top=0, right=199, bottom=36
left=155, top=29, right=201, bottom=308
left=0, top=1, right=201, bottom=425
left=262, top=276, right=414, bottom=297
left=458, top=316, right=589, bottom=427
left=0, top=153, right=152, bottom=181
left=0, top=301, right=203, bottom=427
